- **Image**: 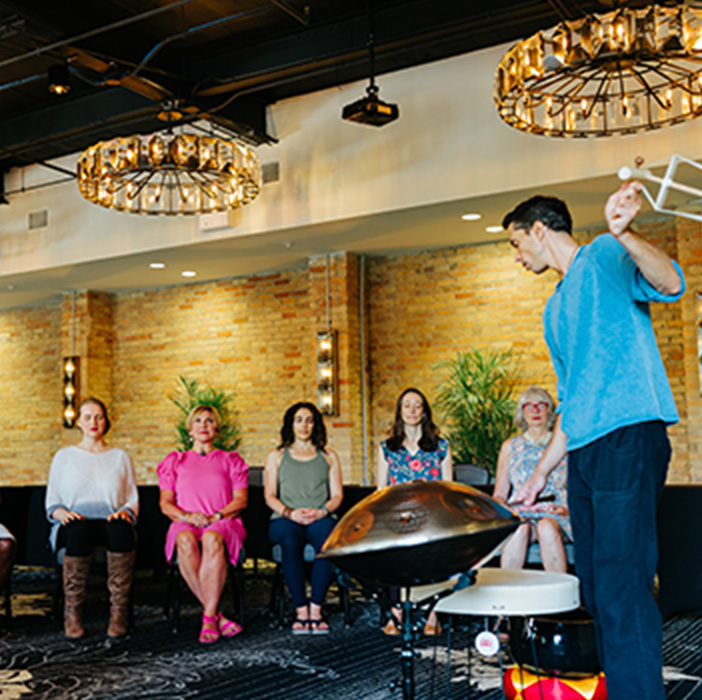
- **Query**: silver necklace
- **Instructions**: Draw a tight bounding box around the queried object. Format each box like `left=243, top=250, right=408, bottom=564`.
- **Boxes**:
left=523, top=431, right=551, bottom=447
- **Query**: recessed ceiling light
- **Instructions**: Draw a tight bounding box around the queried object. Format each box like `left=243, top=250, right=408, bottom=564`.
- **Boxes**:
left=149, top=262, right=166, bottom=269
left=181, top=270, right=197, bottom=278
left=486, top=225, right=504, bottom=233
left=461, top=213, right=482, bottom=221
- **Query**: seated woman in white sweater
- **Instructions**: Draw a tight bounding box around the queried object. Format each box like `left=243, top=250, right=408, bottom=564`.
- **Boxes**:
left=45, top=397, right=138, bottom=639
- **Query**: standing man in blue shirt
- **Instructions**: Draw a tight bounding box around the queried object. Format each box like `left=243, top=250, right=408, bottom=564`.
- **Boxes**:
left=504, top=181, right=685, bottom=700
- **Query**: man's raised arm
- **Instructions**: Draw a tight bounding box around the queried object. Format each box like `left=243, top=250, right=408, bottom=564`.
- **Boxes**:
left=605, top=181, right=683, bottom=296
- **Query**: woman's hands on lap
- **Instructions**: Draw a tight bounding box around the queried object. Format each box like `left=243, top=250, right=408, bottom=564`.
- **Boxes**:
left=107, top=510, right=131, bottom=522
left=289, top=507, right=325, bottom=525
left=54, top=507, right=85, bottom=526
left=181, top=510, right=210, bottom=528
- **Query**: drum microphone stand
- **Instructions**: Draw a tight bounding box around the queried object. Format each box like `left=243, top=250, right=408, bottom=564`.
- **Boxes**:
left=392, top=571, right=476, bottom=700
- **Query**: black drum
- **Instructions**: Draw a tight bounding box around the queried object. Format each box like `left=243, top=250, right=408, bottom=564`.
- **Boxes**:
left=509, top=609, right=600, bottom=678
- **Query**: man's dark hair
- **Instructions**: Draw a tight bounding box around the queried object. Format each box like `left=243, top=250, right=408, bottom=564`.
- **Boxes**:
left=502, top=195, right=573, bottom=235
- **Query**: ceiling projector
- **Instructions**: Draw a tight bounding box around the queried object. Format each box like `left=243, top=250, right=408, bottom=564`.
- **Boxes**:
left=342, top=86, right=399, bottom=127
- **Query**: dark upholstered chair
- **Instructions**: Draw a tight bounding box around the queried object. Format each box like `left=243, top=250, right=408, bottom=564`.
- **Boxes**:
left=163, top=548, right=246, bottom=634
left=453, top=463, right=491, bottom=486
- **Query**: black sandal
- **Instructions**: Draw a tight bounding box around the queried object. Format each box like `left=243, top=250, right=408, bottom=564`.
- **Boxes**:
left=291, top=618, right=310, bottom=635
left=309, top=618, right=330, bottom=635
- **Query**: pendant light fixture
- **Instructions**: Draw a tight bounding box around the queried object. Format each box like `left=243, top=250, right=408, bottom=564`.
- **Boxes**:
left=76, top=108, right=262, bottom=215
left=495, top=4, right=702, bottom=137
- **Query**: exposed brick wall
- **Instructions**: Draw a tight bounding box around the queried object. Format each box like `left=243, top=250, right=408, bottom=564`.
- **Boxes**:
left=59, top=290, right=115, bottom=450
left=675, top=217, right=702, bottom=482
left=0, top=302, right=62, bottom=484
left=366, top=221, right=692, bottom=481
left=0, top=220, right=696, bottom=488
left=367, top=240, right=556, bottom=472
left=645, top=221, right=688, bottom=481
left=110, top=267, right=315, bottom=485
left=307, top=252, right=366, bottom=483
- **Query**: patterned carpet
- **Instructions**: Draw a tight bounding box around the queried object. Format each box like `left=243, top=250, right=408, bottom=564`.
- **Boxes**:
left=1, top=566, right=701, bottom=699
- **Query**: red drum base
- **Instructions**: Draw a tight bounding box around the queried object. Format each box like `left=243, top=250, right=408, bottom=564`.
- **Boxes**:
left=503, top=665, right=607, bottom=700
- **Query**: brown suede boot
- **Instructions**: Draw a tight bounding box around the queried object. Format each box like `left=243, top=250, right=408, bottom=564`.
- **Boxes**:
left=106, top=551, right=135, bottom=638
left=63, top=555, right=91, bottom=638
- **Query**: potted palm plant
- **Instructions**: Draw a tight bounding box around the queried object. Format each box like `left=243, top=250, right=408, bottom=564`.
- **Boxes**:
left=170, top=376, right=241, bottom=452
left=434, top=348, right=517, bottom=479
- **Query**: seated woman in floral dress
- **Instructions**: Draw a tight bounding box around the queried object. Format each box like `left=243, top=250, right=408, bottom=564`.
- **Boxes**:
left=377, top=387, right=453, bottom=635
left=493, top=386, right=571, bottom=572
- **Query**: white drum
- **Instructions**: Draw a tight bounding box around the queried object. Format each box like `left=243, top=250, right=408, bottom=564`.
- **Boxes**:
left=408, top=568, right=580, bottom=616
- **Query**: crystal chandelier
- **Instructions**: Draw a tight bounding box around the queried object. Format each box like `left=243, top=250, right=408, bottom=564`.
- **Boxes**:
left=495, top=4, right=702, bottom=138
left=76, top=130, right=262, bottom=215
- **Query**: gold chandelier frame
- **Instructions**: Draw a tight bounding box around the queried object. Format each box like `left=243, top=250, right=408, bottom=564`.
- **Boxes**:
left=495, top=4, right=702, bottom=137
left=76, top=130, right=262, bottom=215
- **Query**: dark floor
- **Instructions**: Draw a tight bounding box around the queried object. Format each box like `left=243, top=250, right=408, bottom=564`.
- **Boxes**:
left=1, top=565, right=701, bottom=699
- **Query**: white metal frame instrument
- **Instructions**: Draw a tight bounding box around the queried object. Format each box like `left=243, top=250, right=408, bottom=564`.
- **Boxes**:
left=618, top=154, right=702, bottom=222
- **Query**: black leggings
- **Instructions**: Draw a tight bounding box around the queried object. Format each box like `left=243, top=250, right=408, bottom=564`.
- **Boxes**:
left=57, top=519, right=135, bottom=556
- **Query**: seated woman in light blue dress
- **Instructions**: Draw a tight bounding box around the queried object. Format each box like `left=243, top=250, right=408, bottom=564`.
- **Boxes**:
left=493, top=386, right=571, bottom=572
left=377, top=387, right=453, bottom=635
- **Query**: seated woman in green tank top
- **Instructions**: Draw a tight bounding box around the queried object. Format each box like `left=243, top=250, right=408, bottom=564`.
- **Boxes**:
left=264, top=402, right=343, bottom=634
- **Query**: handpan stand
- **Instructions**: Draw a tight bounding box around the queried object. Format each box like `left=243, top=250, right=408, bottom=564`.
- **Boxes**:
left=319, top=481, right=522, bottom=700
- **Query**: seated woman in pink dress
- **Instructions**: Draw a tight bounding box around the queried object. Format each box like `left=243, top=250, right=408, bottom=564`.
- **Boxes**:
left=158, top=404, right=248, bottom=644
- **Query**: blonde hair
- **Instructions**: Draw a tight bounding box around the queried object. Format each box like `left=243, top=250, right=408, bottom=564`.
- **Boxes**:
left=513, top=386, right=556, bottom=433
left=185, top=404, right=221, bottom=433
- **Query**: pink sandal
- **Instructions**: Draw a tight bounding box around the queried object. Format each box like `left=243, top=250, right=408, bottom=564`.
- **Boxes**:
left=217, top=612, right=242, bottom=638
left=199, top=614, right=221, bottom=644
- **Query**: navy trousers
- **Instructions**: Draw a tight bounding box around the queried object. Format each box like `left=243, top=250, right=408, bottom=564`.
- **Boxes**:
left=268, top=516, right=336, bottom=608
left=568, top=421, right=670, bottom=700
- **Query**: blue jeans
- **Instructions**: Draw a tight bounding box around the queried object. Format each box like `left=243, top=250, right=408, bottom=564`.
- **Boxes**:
left=268, top=516, right=336, bottom=608
left=568, top=421, right=670, bottom=700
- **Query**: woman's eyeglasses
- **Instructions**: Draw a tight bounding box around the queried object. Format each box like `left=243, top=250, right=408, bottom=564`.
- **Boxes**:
left=523, top=401, right=549, bottom=412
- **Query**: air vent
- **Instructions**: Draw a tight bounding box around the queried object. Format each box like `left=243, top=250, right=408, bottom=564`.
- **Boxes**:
left=28, top=209, right=48, bottom=230
left=262, top=162, right=280, bottom=184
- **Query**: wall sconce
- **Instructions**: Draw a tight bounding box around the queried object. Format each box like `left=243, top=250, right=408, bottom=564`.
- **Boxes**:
left=62, top=356, right=79, bottom=428
left=316, top=330, right=337, bottom=416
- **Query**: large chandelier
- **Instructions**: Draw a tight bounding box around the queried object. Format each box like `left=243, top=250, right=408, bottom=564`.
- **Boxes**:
left=76, top=130, right=262, bottom=215
left=495, top=5, right=702, bottom=138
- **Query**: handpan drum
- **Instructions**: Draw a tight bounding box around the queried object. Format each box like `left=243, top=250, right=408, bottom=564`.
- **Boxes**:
left=319, top=481, right=520, bottom=586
